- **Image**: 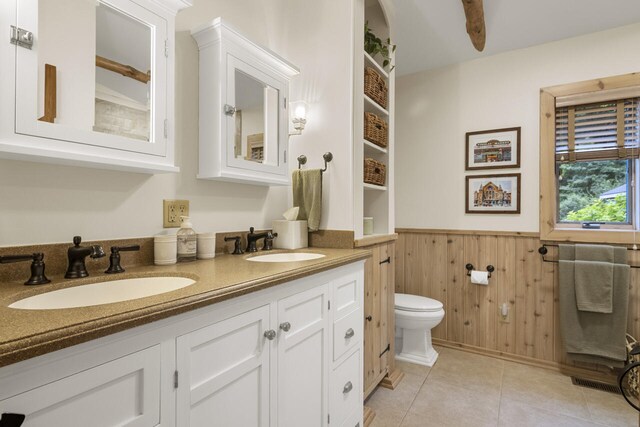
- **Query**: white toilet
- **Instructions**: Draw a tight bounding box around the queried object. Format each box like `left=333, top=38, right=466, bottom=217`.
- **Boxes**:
left=394, top=293, right=445, bottom=367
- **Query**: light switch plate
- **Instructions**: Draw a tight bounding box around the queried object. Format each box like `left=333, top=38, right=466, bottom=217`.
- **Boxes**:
left=163, top=199, right=189, bottom=228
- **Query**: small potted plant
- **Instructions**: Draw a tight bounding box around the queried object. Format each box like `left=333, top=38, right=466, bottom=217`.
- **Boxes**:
left=364, top=22, right=396, bottom=71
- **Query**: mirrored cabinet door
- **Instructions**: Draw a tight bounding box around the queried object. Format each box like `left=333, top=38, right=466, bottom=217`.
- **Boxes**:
left=1, top=0, right=189, bottom=172
left=225, top=56, right=286, bottom=175
left=14, top=0, right=168, bottom=157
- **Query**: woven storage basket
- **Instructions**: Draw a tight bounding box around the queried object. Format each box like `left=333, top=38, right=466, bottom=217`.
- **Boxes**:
left=364, top=158, right=386, bottom=186
left=364, top=67, right=388, bottom=109
left=364, top=112, right=388, bottom=148
left=625, top=334, right=640, bottom=398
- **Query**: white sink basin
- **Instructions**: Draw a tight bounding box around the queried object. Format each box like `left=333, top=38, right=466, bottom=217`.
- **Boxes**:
left=9, top=276, right=196, bottom=310
left=247, top=252, right=326, bottom=263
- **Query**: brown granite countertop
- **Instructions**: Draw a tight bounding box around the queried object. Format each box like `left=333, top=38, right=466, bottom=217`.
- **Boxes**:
left=0, top=248, right=370, bottom=368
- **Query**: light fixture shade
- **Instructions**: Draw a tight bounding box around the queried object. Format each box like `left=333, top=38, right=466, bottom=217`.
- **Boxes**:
left=290, top=101, right=308, bottom=134
left=291, top=101, right=308, bottom=121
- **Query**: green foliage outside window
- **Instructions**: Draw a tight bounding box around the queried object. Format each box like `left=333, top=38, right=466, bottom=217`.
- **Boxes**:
left=558, top=160, right=629, bottom=222
left=566, top=195, right=628, bottom=222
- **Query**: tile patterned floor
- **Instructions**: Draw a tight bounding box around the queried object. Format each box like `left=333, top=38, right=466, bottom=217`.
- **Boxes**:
left=365, top=347, right=638, bottom=427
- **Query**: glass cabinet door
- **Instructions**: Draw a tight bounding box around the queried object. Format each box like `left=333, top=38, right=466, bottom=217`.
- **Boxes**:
left=225, top=55, right=287, bottom=175
left=15, top=0, right=168, bottom=157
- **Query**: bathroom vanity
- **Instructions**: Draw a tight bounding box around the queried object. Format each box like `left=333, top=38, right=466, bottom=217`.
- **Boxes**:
left=0, top=249, right=367, bottom=427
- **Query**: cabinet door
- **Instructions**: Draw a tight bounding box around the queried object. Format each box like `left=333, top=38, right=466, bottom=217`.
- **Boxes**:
left=15, top=0, right=169, bottom=157
left=0, top=345, right=161, bottom=427
left=277, top=284, right=329, bottom=427
left=363, top=243, right=394, bottom=397
left=176, top=305, right=271, bottom=427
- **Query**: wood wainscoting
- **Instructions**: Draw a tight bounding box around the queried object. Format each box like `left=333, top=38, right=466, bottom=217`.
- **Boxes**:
left=394, top=228, right=640, bottom=380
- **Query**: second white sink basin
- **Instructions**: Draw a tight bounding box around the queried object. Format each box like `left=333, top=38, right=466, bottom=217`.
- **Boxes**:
left=247, top=252, right=326, bottom=263
left=9, top=276, right=196, bottom=310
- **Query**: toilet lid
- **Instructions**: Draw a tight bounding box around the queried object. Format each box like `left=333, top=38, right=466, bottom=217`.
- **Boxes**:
left=395, top=293, right=443, bottom=312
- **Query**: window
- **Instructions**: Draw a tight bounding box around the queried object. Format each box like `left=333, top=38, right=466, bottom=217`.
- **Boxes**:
left=540, top=73, right=640, bottom=243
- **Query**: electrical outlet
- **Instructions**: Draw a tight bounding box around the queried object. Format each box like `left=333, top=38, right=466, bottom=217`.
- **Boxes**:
left=499, top=302, right=511, bottom=323
left=163, top=199, right=189, bottom=228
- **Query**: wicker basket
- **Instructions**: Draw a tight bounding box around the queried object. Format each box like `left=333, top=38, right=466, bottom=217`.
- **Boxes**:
left=364, top=158, right=386, bottom=186
left=364, top=67, right=388, bottom=109
left=364, top=112, right=388, bottom=148
left=625, top=334, right=640, bottom=398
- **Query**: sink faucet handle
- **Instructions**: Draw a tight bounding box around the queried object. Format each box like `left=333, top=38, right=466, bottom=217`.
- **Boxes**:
left=262, top=232, right=278, bottom=251
left=249, top=226, right=255, bottom=234
left=105, top=245, right=140, bottom=274
left=0, top=252, right=51, bottom=286
left=224, top=236, right=244, bottom=255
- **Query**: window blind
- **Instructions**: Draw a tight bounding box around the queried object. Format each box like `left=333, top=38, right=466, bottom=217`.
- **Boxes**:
left=555, top=97, right=640, bottom=161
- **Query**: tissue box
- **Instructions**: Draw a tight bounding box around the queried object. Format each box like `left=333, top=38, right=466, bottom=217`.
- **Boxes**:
left=272, top=220, right=308, bottom=249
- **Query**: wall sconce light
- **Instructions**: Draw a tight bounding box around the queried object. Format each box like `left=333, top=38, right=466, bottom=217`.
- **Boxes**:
left=289, top=101, right=308, bottom=136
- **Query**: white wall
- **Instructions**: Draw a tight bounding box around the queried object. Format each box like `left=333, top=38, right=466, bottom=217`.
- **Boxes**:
left=268, top=0, right=356, bottom=231
left=395, top=23, right=640, bottom=232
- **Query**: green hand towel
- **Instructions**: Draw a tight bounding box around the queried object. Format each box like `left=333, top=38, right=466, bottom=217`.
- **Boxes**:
left=292, top=169, right=322, bottom=232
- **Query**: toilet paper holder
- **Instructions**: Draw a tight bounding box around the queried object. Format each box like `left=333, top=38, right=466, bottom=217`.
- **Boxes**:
left=465, top=263, right=494, bottom=278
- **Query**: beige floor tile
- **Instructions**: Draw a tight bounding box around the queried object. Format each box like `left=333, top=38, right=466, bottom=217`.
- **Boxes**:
left=581, top=386, right=638, bottom=427
left=401, top=410, right=498, bottom=427
left=407, top=378, right=500, bottom=426
left=395, top=360, right=431, bottom=380
left=501, top=362, right=591, bottom=420
left=498, top=398, right=605, bottom=427
left=370, top=406, right=407, bottom=427
left=366, top=373, right=426, bottom=413
left=425, top=347, right=504, bottom=395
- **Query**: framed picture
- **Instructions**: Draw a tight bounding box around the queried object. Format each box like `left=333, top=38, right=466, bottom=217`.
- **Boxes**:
left=465, top=127, right=521, bottom=170
left=466, top=173, right=521, bottom=214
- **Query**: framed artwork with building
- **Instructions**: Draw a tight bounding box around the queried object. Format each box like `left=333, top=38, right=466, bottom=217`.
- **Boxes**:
left=465, top=127, right=521, bottom=170
left=466, top=173, right=521, bottom=214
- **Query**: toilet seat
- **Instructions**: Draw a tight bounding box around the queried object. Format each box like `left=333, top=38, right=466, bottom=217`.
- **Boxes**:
left=395, top=293, right=443, bottom=312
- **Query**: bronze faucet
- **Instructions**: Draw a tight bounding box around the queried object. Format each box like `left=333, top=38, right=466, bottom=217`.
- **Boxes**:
left=65, top=236, right=105, bottom=278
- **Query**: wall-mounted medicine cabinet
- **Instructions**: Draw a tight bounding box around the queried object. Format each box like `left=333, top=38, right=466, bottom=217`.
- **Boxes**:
left=0, top=0, right=191, bottom=173
left=191, top=18, right=299, bottom=186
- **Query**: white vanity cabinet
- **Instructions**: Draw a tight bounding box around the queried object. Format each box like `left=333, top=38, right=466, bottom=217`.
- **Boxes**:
left=191, top=18, right=299, bottom=186
left=0, top=0, right=191, bottom=173
left=0, top=262, right=364, bottom=427
left=0, top=333, right=168, bottom=427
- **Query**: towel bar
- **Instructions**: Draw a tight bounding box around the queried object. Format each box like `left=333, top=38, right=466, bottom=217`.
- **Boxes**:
left=297, top=152, right=333, bottom=172
left=538, top=244, right=640, bottom=268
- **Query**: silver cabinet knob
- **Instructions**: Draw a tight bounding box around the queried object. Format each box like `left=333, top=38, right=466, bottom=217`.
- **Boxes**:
left=343, top=381, right=353, bottom=394
left=224, top=104, right=236, bottom=116
left=344, top=328, right=355, bottom=339
left=264, top=329, right=276, bottom=340
left=279, top=322, right=291, bottom=332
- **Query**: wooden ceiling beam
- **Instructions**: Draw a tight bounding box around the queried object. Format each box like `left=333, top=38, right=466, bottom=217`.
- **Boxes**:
left=461, top=0, right=486, bottom=52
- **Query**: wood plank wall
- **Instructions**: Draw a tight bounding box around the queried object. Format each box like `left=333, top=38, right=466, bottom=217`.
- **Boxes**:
left=395, top=230, right=640, bottom=375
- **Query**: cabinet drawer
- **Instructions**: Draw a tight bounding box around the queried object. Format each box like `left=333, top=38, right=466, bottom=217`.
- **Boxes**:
left=333, top=308, right=360, bottom=361
left=330, top=350, right=361, bottom=427
left=0, top=345, right=161, bottom=427
left=333, top=274, right=360, bottom=321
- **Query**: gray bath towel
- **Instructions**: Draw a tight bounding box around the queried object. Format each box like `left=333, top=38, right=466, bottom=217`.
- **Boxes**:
left=575, top=244, right=614, bottom=313
left=558, top=244, right=630, bottom=367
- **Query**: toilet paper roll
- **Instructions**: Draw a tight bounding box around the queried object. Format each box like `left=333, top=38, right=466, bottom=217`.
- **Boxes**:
left=470, top=270, right=489, bottom=285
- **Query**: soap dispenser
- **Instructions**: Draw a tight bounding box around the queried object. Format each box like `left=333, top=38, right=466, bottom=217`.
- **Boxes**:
left=177, top=216, right=197, bottom=262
